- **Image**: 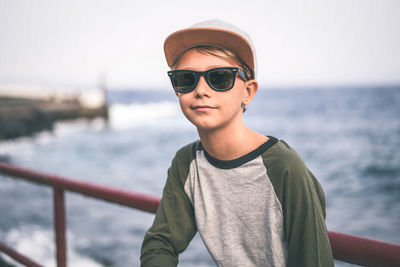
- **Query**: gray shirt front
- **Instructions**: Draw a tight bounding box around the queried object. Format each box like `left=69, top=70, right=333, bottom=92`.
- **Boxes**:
left=184, top=142, right=287, bottom=266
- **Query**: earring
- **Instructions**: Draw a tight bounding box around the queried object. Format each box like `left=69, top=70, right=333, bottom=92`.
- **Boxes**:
left=241, top=103, right=247, bottom=112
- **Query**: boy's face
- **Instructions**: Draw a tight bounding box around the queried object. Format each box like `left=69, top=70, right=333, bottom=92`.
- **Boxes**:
left=174, top=49, right=255, bottom=132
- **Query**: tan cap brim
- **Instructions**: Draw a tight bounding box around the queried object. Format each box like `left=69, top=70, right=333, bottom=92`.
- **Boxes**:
left=164, top=27, right=255, bottom=72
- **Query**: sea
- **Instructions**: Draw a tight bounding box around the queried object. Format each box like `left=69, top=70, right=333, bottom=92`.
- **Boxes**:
left=0, top=86, right=399, bottom=267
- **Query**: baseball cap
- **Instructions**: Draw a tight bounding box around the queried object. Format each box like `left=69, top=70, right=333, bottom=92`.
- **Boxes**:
left=164, top=19, right=257, bottom=78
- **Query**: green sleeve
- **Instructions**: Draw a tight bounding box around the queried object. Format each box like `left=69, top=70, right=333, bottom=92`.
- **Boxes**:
left=140, top=143, right=197, bottom=267
left=264, top=140, right=334, bottom=267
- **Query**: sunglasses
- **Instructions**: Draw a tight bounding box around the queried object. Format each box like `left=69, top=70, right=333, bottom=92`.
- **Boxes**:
left=167, top=67, right=248, bottom=93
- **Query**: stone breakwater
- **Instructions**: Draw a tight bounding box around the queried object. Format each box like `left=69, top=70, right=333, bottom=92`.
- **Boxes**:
left=0, top=90, right=108, bottom=140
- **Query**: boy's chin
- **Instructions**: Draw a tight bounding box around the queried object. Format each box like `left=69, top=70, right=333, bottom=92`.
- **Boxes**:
left=193, top=122, right=225, bottom=133
left=192, top=122, right=217, bottom=132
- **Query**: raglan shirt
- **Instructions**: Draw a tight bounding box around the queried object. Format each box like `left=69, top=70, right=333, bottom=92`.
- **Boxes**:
left=140, top=137, right=334, bottom=267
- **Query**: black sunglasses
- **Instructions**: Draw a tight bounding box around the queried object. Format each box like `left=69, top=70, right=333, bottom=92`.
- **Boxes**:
left=167, top=67, right=248, bottom=93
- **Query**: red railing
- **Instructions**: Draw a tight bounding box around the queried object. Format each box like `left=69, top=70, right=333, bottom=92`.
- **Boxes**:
left=0, top=161, right=399, bottom=267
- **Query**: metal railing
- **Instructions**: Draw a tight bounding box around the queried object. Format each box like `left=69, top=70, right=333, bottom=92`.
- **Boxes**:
left=0, top=161, right=399, bottom=267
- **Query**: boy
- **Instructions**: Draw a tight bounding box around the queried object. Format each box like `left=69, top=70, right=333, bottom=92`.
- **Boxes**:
left=141, top=20, right=334, bottom=267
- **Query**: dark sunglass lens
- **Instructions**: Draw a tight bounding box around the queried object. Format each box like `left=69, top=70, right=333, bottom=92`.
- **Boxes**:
left=208, top=69, right=234, bottom=90
left=173, top=71, right=195, bottom=92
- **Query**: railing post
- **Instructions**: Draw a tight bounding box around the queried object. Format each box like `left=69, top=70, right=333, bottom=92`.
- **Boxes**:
left=53, top=188, right=67, bottom=267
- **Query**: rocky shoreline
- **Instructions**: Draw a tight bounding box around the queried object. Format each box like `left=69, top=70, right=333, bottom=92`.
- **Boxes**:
left=0, top=95, right=108, bottom=140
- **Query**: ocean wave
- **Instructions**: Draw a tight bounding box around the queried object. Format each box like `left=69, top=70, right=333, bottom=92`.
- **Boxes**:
left=109, top=101, right=180, bottom=130
left=53, top=118, right=107, bottom=137
left=4, top=225, right=102, bottom=267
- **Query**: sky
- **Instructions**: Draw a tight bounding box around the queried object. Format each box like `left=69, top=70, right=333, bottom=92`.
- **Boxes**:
left=0, top=0, right=399, bottom=90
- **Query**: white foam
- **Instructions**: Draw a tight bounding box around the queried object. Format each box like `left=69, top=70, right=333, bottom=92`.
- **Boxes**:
left=4, top=225, right=102, bottom=267
left=109, top=101, right=180, bottom=130
left=53, top=118, right=107, bottom=137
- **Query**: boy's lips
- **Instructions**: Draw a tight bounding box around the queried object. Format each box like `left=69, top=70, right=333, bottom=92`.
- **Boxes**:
left=191, top=105, right=216, bottom=111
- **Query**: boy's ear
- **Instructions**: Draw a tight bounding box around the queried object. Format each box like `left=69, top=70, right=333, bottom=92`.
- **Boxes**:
left=243, top=80, right=258, bottom=106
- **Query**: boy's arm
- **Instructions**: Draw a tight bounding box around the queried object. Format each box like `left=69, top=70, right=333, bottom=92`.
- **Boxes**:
left=265, top=141, right=334, bottom=267
left=140, top=145, right=197, bottom=267
left=282, top=164, right=334, bottom=267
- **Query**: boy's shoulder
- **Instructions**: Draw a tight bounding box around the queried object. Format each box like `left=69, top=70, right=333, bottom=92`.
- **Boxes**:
left=173, top=140, right=199, bottom=160
left=263, top=139, right=308, bottom=173
left=170, top=140, right=200, bottom=172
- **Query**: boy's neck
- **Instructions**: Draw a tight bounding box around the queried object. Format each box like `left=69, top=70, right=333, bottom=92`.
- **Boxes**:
left=198, top=122, right=268, bottom=161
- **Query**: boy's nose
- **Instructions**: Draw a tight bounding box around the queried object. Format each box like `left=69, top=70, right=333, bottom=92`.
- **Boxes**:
left=194, top=76, right=212, bottom=96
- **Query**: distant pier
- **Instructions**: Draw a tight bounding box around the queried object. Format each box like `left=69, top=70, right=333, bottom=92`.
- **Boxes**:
left=0, top=85, right=108, bottom=140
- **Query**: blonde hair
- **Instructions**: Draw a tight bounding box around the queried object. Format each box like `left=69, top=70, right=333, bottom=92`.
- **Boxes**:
left=171, top=45, right=254, bottom=80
